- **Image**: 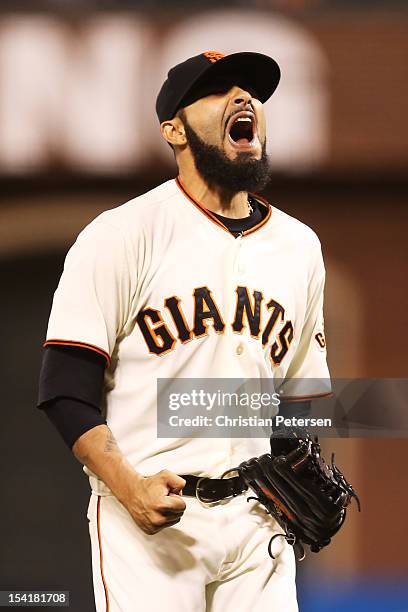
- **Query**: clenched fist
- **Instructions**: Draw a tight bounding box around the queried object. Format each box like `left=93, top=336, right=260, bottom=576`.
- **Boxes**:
left=126, top=470, right=187, bottom=535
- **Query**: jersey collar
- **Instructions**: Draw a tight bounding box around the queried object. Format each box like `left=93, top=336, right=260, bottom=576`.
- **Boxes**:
left=175, top=176, right=272, bottom=237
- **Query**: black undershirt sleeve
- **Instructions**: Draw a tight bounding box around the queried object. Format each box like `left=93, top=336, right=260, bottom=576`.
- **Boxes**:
left=271, top=401, right=312, bottom=436
left=44, top=397, right=106, bottom=449
left=38, top=344, right=106, bottom=408
left=278, top=400, right=312, bottom=420
left=37, top=345, right=107, bottom=449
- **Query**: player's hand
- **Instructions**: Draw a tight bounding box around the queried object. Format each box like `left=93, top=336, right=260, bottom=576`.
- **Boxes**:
left=128, top=470, right=187, bottom=535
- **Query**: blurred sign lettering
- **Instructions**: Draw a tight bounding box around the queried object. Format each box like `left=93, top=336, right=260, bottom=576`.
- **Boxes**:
left=0, top=13, right=328, bottom=174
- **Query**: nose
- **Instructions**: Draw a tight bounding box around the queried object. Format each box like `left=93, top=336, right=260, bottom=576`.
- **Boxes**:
left=232, top=88, right=253, bottom=108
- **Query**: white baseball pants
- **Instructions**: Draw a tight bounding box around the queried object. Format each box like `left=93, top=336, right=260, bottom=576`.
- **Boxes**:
left=87, top=489, right=298, bottom=612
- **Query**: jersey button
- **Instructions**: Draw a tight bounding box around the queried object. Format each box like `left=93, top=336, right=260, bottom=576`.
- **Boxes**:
left=236, top=343, right=244, bottom=355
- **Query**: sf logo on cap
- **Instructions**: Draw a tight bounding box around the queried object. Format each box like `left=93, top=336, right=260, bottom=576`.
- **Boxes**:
left=203, top=51, right=225, bottom=63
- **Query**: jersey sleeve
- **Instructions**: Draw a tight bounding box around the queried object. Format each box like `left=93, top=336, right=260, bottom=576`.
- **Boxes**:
left=44, top=220, right=134, bottom=364
left=279, top=240, right=331, bottom=401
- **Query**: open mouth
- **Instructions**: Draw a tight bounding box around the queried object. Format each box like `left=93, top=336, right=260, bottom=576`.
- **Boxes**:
left=226, top=111, right=256, bottom=147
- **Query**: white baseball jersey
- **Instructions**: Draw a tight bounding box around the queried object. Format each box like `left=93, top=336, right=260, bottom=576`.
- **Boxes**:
left=45, top=177, right=330, bottom=483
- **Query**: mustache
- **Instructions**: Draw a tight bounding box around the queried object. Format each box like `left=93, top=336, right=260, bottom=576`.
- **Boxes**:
left=224, top=105, right=255, bottom=133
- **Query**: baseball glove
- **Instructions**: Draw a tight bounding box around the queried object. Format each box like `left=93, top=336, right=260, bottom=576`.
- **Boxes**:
left=224, top=427, right=360, bottom=560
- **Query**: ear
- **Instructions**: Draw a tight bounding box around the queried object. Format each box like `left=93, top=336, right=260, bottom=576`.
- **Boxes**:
left=160, top=117, right=187, bottom=147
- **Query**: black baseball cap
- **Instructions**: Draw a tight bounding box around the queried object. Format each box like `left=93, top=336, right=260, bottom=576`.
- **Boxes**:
left=156, top=51, right=281, bottom=124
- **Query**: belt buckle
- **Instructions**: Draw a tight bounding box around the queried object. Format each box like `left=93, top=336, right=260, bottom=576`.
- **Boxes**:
left=195, top=477, right=220, bottom=508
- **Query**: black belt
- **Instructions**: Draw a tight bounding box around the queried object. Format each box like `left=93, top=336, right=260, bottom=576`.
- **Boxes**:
left=179, top=474, right=248, bottom=504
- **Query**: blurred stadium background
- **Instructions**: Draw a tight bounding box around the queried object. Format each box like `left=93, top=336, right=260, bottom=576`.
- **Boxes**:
left=0, top=1, right=407, bottom=610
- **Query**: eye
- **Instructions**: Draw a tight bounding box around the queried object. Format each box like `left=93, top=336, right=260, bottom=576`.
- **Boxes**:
left=211, top=86, right=231, bottom=96
left=191, top=81, right=230, bottom=99
left=245, top=87, right=260, bottom=100
left=205, top=81, right=232, bottom=96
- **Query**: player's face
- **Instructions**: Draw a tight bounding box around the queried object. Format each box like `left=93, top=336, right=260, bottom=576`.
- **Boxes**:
left=182, top=80, right=266, bottom=161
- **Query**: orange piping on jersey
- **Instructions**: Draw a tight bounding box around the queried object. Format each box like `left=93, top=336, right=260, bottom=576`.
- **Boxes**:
left=97, top=496, right=110, bottom=612
left=175, top=176, right=230, bottom=233
left=279, top=391, right=334, bottom=403
left=175, top=176, right=272, bottom=237
left=43, top=339, right=110, bottom=366
left=244, top=193, right=272, bottom=235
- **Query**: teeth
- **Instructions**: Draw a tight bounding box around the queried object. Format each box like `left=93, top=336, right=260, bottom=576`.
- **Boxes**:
left=236, top=117, right=252, bottom=122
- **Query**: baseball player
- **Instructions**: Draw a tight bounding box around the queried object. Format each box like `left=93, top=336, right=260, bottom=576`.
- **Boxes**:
left=38, top=51, right=331, bottom=612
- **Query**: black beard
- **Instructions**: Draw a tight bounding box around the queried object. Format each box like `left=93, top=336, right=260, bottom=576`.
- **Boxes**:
left=181, top=115, right=271, bottom=194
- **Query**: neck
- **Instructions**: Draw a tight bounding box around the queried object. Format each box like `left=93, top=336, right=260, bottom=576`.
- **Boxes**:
left=178, top=160, right=249, bottom=219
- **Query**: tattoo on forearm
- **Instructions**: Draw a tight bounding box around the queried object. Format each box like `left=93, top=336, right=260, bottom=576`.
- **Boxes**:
left=104, top=428, right=119, bottom=453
